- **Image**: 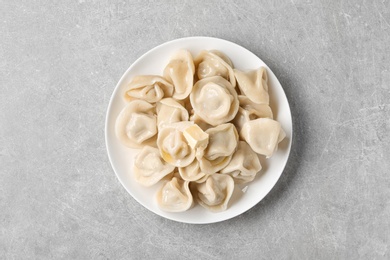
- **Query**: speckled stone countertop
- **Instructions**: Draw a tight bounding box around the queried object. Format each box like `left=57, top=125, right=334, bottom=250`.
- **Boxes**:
left=1, top=1, right=389, bottom=259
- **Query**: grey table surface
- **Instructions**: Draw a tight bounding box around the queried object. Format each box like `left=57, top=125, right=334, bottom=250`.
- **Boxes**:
left=1, top=0, right=390, bottom=259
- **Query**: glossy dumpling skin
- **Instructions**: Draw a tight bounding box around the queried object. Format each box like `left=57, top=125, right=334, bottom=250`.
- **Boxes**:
left=240, top=118, right=286, bottom=158
left=178, top=159, right=205, bottom=182
left=156, top=98, right=189, bottom=129
left=156, top=176, right=193, bottom=212
left=157, top=121, right=195, bottom=167
left=190, top=76, right=239, bottom=126
left=133, top=146, right=175, bottom=186
left=199, top=123, right=238, bottom=174
left=204, top=123, right=238, bottom=160
left=232, top=95, right=273, bottom=132
left=234, top=67, right=269, bottom=105
left=195, top=50, right=236, bottom=87
left=231, top=107, right=254, bottom=133
left=123, top=75, right=174, bottom=103
left=238, top=95, right=273, bottom=119
left=194, top=174, right=234, bottom=212
left=163, top=50, right=195, bottom=100
left=189, top=113, right=213, bottom=131
left=220, top=141, right=261, bottom=184
left=115, top=100, right=157, bottom=148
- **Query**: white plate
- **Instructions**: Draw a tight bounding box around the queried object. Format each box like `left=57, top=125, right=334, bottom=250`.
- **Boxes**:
left=105, top=37, right=292, bottom=224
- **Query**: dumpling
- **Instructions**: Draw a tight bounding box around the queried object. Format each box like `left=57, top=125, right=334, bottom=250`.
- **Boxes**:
left=199, top=123, right=238, bottom=174
left=193, top=173, right=210, bottom=184
left=181, top=95, right=193, bottom=115
left=190, top=76, right=239, bottom=126
left=115, top=100, right=157, bottom=148
left=220, top=141, right=262, bottom=184
left=231, top=107, right=253, bottom=133
left=240, top=118, right=285, bottom=158
left=199, top=156, right=232, bottom=175
left=156, top=98, right=189, bottom=129
left=204, top=123, right=238, bottom=160
left=122, top=75, right=174, bottom=103
left=156, top=176, right=193, bottom=212
left=194, top=174, right=234, bottom=212
left=238, top=95, right=273, bottom=119
left=232, top=95, right=273, bottom=132
left=133, top=146, right=175, bottom=186
left=189, top=114, right=213, bottom=131
left=195, top=50, right=236, bottom=87
left=157, top=121, right=196, bottom=167
left=178, top=159, right=205, bottom=182
left=234, top=67, right=269, bottom=105
left=163, top=49, right=195, bottom=100
left=273, top=127, right=286, bottom=154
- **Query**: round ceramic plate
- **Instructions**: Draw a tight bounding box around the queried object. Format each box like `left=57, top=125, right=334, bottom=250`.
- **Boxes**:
left=105, top=37, right=292, bottom=224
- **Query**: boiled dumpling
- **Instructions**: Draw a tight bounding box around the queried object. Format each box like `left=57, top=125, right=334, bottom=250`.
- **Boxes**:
left=193, top=173, right=210, bottom=184
left=232, top=95, right=273, bottom=132
left=178, top=159, right=205, bottom=182
left=272, top=127, right=286, bottom=154
left=156, top=176, right=193, bottom=212
left=116, top=49, right=287, bottom=213
left=190, top=76, right=239, bottom=126
left=156, top=98, right=189, bottom=129
left=115, top=100, right=157, bottom=148
left=231, top=107, right=253, bottom=133
left=189, top=114, right=213, bottom=131
left=238, top=95, right=273, bottom=119
left=163, top=49, right=195, bottom=100
left=181, top=95, right=193, bottom=115
left=123, top=75, right=174, bottom=103
left=194, top=174, right=234, bottom=212
left=220, top=141, right=261, bottom=184
left=133, top=146, right=175, bottom=186
left=234, top=67, right=269, bottom=105
left=157, top=121, right=195, bottom=167
left=240, top=118, right=285, bottom=158
left=195, top=50, right=236, bottom=87
left=199, top=123, right=238, bottom=174
left=199, top=156, right=232, bottom=175
left=204, top=123, right=238, bottom=160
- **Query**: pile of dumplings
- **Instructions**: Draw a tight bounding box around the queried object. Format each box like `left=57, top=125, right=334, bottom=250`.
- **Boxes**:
left=115, top=49, right=286, bottom=213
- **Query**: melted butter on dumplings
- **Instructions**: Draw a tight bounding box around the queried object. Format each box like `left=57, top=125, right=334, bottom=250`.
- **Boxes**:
left=134, top=146, right=175, bottom=186
left=157, top=122, right=195, bottom=167
left=115, top=49, right=287, bottom=213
